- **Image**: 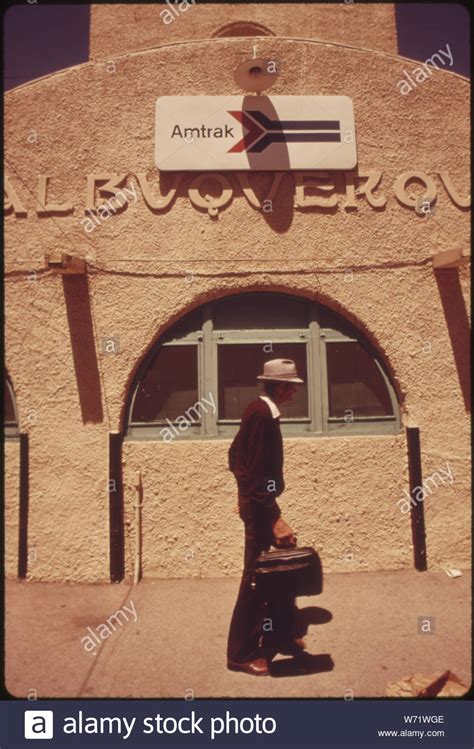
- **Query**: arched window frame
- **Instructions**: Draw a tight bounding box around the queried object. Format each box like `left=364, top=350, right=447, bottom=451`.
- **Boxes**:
left=212, top=21, right=275, bottom=38
left=125, top=294, right=401, bottom=441
left=5, top=376, right=20, bottom=439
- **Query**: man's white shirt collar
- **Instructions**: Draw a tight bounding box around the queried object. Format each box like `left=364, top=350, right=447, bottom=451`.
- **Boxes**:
left=259, top=395, right=281, bottom=419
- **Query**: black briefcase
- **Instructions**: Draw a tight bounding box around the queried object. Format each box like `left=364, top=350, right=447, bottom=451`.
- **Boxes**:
left=252, top=546, right=323, bottom=599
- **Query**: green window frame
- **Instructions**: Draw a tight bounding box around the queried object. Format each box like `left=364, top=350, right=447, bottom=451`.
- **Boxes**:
left=125, top=293, right=401, bottom=440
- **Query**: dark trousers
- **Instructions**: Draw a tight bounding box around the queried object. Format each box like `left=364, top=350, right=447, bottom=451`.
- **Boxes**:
left=227, top=502, right=296, bottom=663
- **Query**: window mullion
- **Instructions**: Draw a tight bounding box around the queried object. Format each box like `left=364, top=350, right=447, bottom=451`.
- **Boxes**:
left=202, top=306, right=216, bottom=436
left=310, top=303, right=325, bottom=433
left=319, top=336, right=330, bottom=432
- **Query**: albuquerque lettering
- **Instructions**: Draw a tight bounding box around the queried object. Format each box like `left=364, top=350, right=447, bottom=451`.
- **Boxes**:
left=4, top=169, right=470, bottom=221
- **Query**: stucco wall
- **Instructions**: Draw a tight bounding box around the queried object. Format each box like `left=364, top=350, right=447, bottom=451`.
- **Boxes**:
left=89, top=3, right=398, bottom=60
left=122, top=435, right=414, bottom=579
left=4, top=35, right=470, bottom=581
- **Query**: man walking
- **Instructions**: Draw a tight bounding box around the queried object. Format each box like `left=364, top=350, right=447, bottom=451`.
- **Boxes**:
left=227, top=358, right=305, bottom=676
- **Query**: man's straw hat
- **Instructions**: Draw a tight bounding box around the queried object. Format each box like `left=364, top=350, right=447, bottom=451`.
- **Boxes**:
left=257, top=358, right=304, bottom=383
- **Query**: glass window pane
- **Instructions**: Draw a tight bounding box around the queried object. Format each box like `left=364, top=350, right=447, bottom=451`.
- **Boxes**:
left=213, top=293, right=309, bottom=330
left=163, top=307, right=203, bottom=341
left=218, top=343, right=308, bottom=420
left=319, top=305, right=355, bottom=337
left=4, top=379, right=17, bottom=424
left=131, top=345, right=198, bottom=423
left=326, top=342, right=394, bottom=417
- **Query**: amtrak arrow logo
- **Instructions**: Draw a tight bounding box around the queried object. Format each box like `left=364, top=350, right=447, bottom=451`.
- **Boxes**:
left=227, top=110, right=342, bottom=153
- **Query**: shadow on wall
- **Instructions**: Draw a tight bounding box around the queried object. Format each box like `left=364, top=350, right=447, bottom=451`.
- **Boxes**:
left=243, top=94, right=292, bottom=233
left=62, top=275, right=103, bottom=423
left=18, top=433, right=29, bottom=578
left=434, top=269, right=471, bottom=412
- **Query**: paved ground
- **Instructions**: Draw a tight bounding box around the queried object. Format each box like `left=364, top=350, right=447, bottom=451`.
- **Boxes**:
left=5, top=569, right=471, bottom=698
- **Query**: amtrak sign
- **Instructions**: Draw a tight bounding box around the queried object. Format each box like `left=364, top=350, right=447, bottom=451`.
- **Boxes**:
left=155, top=96, right=357, bottom=171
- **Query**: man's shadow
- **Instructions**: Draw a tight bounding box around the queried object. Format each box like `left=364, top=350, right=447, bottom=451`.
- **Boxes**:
left=295, top=605, right=333, bottom=635
left=269, top=606, right=334, bottom=678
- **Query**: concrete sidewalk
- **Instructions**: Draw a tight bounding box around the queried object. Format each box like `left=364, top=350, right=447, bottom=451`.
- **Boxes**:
left=5, top=569, right=471, bottom=698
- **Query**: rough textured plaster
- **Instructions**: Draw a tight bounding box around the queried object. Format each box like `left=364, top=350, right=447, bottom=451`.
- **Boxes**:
left=122, top=435, right=414, bottom=579
left=4, top=37, right=470, bottom=581
left=89, top=3, right=398, bottom=60
left=4, top=443, right=20, bottom=574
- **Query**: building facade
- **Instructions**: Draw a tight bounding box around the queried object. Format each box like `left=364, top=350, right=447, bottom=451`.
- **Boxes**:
left=4, top=4, right=470, bottom=583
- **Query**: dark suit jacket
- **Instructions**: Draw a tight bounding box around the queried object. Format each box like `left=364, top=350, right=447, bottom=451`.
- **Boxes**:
left=228, top=397, right=283, bottom=526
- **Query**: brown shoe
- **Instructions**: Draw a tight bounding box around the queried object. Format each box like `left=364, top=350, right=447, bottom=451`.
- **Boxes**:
left=227, top=657, right=269, bottom=676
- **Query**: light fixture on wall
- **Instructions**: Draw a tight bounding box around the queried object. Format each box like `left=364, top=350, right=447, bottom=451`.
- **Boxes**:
left=432, top=248, right=464, bottom=269
left=45, top=252, right=86, bottom=274
left=233, top=58, right=279, bottom=93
